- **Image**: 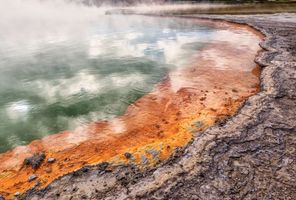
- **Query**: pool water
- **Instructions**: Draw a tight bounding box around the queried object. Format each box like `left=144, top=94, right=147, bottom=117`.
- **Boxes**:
left=0, top=3, right=264, bottom=195
left=0, top=14, right=215, bottom=152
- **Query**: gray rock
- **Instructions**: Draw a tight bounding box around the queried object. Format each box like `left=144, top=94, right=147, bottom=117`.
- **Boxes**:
left=14, top=192, right=20, bottom=197
left=124, top=152, right=132, bottom=159
left=28, top=174, right=37, bottom=182
left=146, top=149, right=160, bottom=160
left=141, top=155, right=149, bottom=165
left=47, top=157, right=56, bottom=163
left=34, top=181, right=41, bottom=187
left=24, top=153, right=45, bottom=169
left=97, top=162, right=109, bottom=171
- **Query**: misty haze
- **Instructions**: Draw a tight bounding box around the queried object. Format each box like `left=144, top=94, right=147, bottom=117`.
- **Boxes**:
left=0, top=0, right=295, bottom=199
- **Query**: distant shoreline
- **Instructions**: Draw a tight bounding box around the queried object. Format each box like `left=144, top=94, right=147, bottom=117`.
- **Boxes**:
left=106, top=2, right=296, bottom=15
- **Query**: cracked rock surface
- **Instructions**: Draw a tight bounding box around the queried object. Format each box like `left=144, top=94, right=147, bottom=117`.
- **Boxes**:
left=24, top=14, right=296, bottom=200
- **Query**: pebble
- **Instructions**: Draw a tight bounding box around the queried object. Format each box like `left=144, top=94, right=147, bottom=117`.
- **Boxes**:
left=200, top=97, right=206, bottom=101
left=14, top=192, right=20, bottom=197
left=24, top=153, right=45, bottom=170
left=98, top=162, right=109, bottom=171
left=146, top=149, right=160, bottom=160
left=124, top=152, right=132, bottom=159
left=34, top=181, right=41, bottom=187
left=45, top=167, right=52, bottom=173
left=141, top=155, right=149, bottom=165
left=81, top=167, right=89, bottom=173
left=28, top=174, right=37, bottom=182
left=47, top=157, right=56, bottom=163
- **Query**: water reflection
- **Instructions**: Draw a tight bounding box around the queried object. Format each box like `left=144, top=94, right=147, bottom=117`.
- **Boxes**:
left=0, top=15, right=213, bottom=152
left=0, top=14, right=263, bottom=196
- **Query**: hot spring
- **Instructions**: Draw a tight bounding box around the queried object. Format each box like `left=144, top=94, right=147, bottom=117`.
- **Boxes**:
left=0, top=1, right=263, bottom=197
left=0, top=12, right=217, bottom=153
left=0, top=11, right=241, bottom=153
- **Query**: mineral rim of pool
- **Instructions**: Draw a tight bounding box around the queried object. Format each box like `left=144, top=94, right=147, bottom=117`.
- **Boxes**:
left=0, top=16, right=263, bottom=198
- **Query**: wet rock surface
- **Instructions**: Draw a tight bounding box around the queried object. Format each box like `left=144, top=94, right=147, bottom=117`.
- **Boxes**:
left=23, top=153, right=45, bottom=170
left=23, top=14, right=296, bottom=200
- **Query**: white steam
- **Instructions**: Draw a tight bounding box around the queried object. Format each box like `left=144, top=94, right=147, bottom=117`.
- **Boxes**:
left=0, top=0, right=109, bottom=58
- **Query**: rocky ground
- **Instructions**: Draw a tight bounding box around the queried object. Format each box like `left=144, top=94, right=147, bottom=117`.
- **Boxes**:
left=17, top=14, right=296, bottom=200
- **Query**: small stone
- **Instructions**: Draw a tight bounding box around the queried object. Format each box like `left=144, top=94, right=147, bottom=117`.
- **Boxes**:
left=124, top=152, right=132, bottom=159
left=232, top=88, right=239, bottom=93
left=97, top=162, right=109, bottom=171
left=14, top=192, right=20, bottom=197
left=81, top=167, right=89, bottom=173
left=28, top=174, right=37, bottom=182
left=45, top=167, right=52, bottom=173
left=141, top=155, right=149, bottom=165
left=146, top=149, right=160, bottom=160
left=47, top=157, right=56, bottom=163
left=24, top=153, right=45, bottom=170
left=34, top=181, right=41, bottom=187
left=200, top=97, right=206, bottom=101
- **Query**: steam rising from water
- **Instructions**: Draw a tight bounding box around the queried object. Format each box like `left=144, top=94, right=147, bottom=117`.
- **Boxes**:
left=0, top=0, right=220, bottom=153
left=0, top=0, right=104, bottom=45
left=0, top=0, right=103, bottom=23
left=125, top=3, right=228, bottom=14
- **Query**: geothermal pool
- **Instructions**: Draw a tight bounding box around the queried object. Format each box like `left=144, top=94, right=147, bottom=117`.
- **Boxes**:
left=0, top=15, right=215, bottom=153
left=0, top=13, right=262, bottom=198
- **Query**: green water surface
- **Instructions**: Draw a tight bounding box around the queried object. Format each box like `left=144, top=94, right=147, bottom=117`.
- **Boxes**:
left=0, top=14, right=214, bottom=152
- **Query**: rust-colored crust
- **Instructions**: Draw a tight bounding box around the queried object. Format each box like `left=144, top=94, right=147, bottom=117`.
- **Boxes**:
left=0, top=19, right=263, bottom=199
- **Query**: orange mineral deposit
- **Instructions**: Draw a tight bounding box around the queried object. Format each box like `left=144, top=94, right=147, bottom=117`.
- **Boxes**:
left=0, top=19, right=263, bottom=199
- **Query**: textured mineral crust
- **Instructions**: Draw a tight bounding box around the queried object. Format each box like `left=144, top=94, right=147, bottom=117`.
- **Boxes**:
left=1, top=13, right=296, bottom=200
left=0, top=19, right=262, bottom=199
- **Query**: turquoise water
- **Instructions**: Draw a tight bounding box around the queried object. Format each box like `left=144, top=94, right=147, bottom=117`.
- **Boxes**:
left=0, top=14, right=214, bottom=152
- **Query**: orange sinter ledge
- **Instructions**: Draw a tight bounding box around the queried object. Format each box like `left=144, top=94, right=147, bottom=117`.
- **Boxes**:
left=0, top=19, right=263, bottom=199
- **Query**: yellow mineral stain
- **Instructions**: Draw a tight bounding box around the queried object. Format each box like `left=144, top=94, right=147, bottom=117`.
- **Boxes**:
left=0, top=19, right=263, bottom=199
